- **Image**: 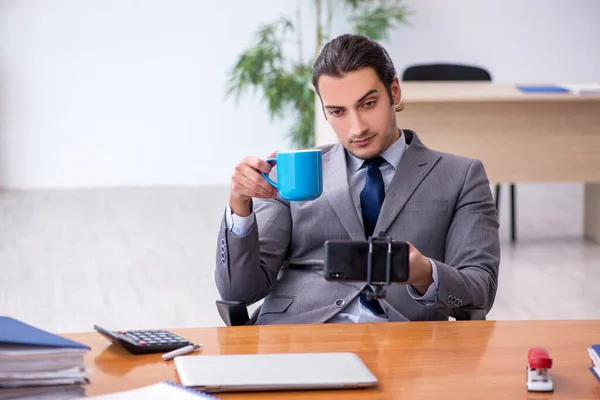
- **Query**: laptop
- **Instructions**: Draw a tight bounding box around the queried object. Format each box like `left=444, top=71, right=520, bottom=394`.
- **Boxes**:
left=173, top=352, right=378, bottom=393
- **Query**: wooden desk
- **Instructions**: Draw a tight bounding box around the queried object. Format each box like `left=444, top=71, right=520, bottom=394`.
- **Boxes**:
left=66, top=321, right=600, bottom=399
left=397, top=82, right=600, bottom=243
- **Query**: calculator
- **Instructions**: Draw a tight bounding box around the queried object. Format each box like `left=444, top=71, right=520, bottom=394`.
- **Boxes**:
left=93, top=325, right=192, bottom=355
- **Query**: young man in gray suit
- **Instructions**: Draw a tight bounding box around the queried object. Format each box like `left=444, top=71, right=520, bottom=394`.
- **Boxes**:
left=216, top=34, right=500, bottom=324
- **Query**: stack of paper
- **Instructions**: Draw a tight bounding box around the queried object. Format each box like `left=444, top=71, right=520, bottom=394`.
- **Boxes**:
left=558, top=82, right=600, bottom=94
left=516, top=82, right=600, bottom=94
left=589, top=344, right=600, bottom=382
left=85, top=381, right=221, bottom=399
left=0, top=317, right=91, bottom=399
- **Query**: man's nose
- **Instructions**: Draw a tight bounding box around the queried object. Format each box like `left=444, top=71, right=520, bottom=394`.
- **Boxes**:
left=349, top=112, right=368, bottom=137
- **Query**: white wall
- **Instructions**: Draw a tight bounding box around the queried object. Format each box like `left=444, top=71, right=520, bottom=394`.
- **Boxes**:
left=0, top=0, right=303, bottom=189
left=1, top=0, right=599, bottom=189
left=392, top=0, right=600, bottom=83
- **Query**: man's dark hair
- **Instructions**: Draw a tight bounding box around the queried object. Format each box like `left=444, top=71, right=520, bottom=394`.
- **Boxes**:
left=312, top=34, right=400, bottom=110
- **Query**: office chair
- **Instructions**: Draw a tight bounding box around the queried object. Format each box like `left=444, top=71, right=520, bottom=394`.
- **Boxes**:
left=215, top=299, right=486, bottom=325
left=216, top=300, right=254, bottom=326
left=401, top=63, right=516, bottom=242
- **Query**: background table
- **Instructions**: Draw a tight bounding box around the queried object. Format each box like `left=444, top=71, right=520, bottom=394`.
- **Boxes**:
left=397, top=82, right=600, bottom=244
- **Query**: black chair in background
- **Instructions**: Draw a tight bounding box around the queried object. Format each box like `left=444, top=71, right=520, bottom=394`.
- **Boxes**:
left=402, top=63, right=492, bottom=81
left=401, top=63, right=516, bottom=243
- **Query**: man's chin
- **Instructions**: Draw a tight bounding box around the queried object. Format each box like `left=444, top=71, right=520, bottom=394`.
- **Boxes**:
left=348, top=144, right=381, bottom=160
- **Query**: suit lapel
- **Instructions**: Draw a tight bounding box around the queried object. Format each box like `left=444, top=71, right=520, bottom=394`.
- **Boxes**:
left=323, top=144, right=366, bottom=241
left=373, top=131, right=441, bottom=236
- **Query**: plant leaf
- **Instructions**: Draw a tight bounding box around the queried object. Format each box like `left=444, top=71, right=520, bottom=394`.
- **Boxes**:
left=350, top=2, right=412, bottom=41
left=341, top=0, right=372, bottom=10
left=225, top=17, right=294, bottom=113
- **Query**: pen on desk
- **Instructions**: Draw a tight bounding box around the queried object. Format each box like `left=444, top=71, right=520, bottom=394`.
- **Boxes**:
left=162, top=343, right=202, bottom=361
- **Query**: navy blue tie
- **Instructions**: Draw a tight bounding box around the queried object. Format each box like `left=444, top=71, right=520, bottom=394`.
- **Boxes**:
left=360, top=157, right=386, bottom=239
left=358, top=156, right=386, bottom=317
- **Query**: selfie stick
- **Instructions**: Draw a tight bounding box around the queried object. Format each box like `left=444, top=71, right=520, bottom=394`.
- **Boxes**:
left=364, top=233, right=394, bottom=301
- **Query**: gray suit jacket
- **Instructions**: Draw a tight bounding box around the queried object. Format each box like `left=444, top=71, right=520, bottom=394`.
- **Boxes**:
left=215, top=130, right=500, bottom=324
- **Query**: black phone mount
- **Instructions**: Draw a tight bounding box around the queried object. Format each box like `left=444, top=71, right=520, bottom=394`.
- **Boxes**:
left=363, top=233, right=394, bottom=301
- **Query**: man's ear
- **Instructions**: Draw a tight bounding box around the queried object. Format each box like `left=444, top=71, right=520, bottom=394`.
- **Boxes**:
left=391, top=77, right=404, bottom=112
left=391, top=77, right=401, bottom=106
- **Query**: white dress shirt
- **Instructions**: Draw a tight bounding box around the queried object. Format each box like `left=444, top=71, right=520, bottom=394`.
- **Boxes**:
left=224, top=131, right=439, bottom=323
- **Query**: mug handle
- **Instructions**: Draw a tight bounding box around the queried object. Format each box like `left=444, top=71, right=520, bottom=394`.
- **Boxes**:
left=261, top=158, right=278, bottom=188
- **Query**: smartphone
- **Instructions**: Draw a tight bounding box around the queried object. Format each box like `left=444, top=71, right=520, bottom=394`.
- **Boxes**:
left=324, top=239, right=409, bottom=283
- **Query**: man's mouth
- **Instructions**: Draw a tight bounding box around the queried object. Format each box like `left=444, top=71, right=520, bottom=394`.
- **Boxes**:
left=353, top=136, right=373, bottom=146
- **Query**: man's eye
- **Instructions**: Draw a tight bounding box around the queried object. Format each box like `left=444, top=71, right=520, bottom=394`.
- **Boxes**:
left=363, top=101, right=376, bottom=108
left=330, top=110, right=343, bottom=116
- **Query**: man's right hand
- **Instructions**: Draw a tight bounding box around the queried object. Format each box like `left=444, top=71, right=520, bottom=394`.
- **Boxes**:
left=229, top=151, right=278, bottom=217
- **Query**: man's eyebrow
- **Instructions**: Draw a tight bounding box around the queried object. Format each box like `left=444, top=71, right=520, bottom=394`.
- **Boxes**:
left=324, top=89, right=379, bottom=109
left=356, top=89, right=379, bottom=104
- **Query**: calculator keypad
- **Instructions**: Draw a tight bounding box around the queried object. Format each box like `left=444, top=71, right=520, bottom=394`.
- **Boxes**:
left=122, top=330, right=190, bottom=347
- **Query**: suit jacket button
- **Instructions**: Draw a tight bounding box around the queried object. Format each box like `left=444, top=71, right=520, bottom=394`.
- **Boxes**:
left=221, top=239, right=226, bottom=246
left=335, top=299, right=345, bottom=308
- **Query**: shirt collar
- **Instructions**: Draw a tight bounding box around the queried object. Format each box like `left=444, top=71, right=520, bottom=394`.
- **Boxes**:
left=346, top=129, right=407, bottom=175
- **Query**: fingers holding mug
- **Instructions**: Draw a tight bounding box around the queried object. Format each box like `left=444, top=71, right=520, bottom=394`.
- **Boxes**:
left=259, top=151, right=280, bottom=198
left=233, top=173, right=274, bottom=199
left=242, top=163, right=278, bottom=198
left=244, top=155, right=274, bottom=175
left=232, top=162, right=275, bottom=198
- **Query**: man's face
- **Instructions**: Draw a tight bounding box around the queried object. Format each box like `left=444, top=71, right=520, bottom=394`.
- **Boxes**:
left=317, top=67, right=401, bottom=160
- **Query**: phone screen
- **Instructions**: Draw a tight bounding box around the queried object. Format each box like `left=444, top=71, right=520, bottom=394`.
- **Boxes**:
left=324, top=240, right=409, bottom=283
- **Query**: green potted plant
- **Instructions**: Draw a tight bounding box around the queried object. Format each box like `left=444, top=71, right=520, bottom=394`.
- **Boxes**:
left=225, top=0, right=412, bottom=149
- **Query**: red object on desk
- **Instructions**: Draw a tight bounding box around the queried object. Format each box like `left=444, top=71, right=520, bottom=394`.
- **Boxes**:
left=528, top=348, right=553, bottom=369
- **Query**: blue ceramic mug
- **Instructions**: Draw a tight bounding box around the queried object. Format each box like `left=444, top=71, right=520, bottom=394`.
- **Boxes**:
left=261, top=149, right=323, bottom=201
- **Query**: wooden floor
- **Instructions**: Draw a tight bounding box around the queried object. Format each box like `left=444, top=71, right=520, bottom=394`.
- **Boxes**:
left=1, top=183, right=598, bottom=334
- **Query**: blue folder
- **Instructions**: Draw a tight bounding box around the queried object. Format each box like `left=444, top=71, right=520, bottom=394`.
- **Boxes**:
left=591, top=366, right=600, bottom=382
left=516, top=85, right=570, bottom=93
left=0, top=316, right=90, bottom=350
left=590, top=345, right=600, bottom=382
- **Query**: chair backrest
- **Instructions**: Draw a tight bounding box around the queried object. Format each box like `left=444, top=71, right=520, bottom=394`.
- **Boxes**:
left=402, top=63, right=492, bottom=82
left=216, top=300, right=251, bottom=326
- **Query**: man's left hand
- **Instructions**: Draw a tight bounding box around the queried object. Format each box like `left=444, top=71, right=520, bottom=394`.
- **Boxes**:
left=406, top=242, right=433, bottom=295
